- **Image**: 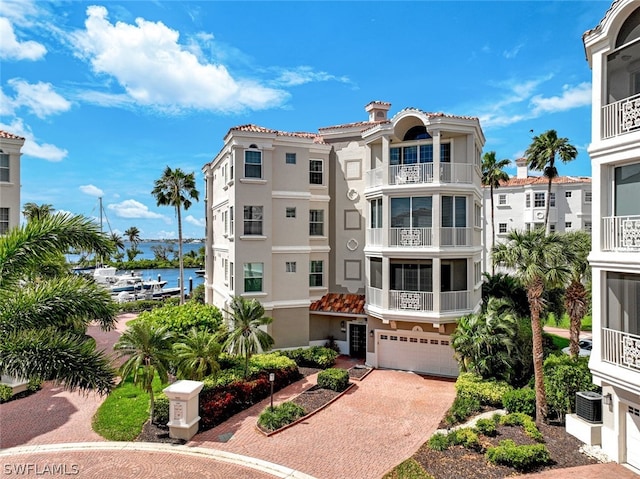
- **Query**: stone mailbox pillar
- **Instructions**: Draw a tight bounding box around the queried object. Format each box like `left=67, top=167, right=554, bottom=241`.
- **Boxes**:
left=162, top=380, right=204, bottom=441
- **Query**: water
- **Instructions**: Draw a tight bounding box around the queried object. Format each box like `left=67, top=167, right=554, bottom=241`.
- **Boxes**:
left=132, top=267, right=204, bottom=291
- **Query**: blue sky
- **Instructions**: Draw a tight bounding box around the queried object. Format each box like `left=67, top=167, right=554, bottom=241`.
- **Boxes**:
left=1, top=0, right=608, bottom=239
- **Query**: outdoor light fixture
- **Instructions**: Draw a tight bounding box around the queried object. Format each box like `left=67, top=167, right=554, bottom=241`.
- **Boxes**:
left=269, top=373, right=275, bottom=411
left=370, top=329, right=374, bottom=338
left=603, top=393, right=613, bottom=406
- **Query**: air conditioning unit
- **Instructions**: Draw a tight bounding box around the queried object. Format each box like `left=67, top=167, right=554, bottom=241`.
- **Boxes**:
left=576, top=391, right=602, bottom=423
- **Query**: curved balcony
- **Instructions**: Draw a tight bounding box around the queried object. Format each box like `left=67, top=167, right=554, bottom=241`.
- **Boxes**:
left=365, top=163, right=476, bottom=188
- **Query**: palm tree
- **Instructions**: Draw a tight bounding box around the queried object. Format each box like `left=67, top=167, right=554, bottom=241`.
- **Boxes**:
left=493, top=228, right=573, bottom=423
left=173, top=328, right=221, bottom=380
left=109, top=232, right=124, bottom=262
left=481, top=152, right=510, bottom=272
left=114, top=321, right=174, bottom=422
left=151, top=167, right=199, bottom=304
left=223, top=296, right=274, bottom=378
left=562, top=231, right=592, bottom=359
left=525, top=130, right=578, bottom=231
left=124, top=226, right=141, bottom=246
left=22, top=202, right=55, bottom=222
left=0, top=213, right=117, bottom=394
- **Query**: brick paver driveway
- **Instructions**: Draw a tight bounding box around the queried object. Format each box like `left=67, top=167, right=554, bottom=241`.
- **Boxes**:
left=190, top=369, right=456, bottom=479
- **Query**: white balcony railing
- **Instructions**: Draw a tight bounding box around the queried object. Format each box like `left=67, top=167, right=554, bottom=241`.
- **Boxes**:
left=367, top=286, right=383, bottom=308
left=440, top=290, right=470, bottom=312
left=602, top=327, right=640, bottom=373
left=440, top=227, right=471, bottom=246
left=389, top=290, right=434, bottom=311
left=366, top=167, right=383, bottom=188
left=603, top=215, right=640, bottom=251
left=366, top=228, right=383, bottom=246
left=389, top=227, right=433, bottom=247
left=439, top=163, right=474, bottom=184
left=602, top=93, right=640, bottom=139
left=389, top=164, right=434, bottom=185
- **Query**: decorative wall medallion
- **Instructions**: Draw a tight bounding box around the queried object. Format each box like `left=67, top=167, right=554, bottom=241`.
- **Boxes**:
left=346, top=238, right=359, bottom=251
left=347, top=188, right=359, bottom=201
left=412, top=325, right=423, bottom=332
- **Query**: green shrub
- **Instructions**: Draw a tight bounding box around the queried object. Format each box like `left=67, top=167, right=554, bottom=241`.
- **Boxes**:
left=455, top=373, right=512, bottom=407
left=444, top=393, right=482, bottom=426
left=136, top=302, right=224, bottom=336
left=117, top=299, right=161, bottom=313
left=0, top=384, right=13, bottom=402
left=317, top=368, right=349, bottom=392
left=27, top=378, right=42, bottom=392
left=486, top=439, right=551, bottom=471
left=257, top=401, right=305, bottom=432
left=201, top=353, right=298, bottom=391
left=427, top=432, right=450, bottom=451
left=503, top=388, right=536, bottom=417
left=500, top=413, right=544, bottom=442
left=153, top=394, right=170, bottom=425
left=474, top=418, right=497, bottom=437
left=382, top=458, right=432, bottom=479
left=543, top=354, right=599, bottom=421
left=449, top=428, right=481, bottom=451
left=280, top=346, right=338, bottom=369
left=190, top=284, right=205, bottom=304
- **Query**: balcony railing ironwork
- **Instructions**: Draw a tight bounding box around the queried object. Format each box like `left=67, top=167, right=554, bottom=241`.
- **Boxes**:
left=602, top=93, right=640, bottom=139
left=603, top=215, right=640, bottom=251
left=389, top=290, right=434, bottom=311
left=389, top=227, right=433, bottom=247
left=602, top=327, right=640, bottom=373
left=389, top=164, right=434, bottom=185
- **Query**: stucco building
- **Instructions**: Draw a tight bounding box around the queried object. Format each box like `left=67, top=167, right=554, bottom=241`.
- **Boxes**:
left=0, top=130, right=26, bottom=235
left=203, top=102, right=485, bottom=377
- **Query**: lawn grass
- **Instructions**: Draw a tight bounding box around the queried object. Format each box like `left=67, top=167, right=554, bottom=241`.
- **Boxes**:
left=548, top=334, right=570, bottom=351
left=545, top=313, right=592, bottom=331
left=92, top=373, right=166, bottom=441
left=382, top=458, right=433, bottom=479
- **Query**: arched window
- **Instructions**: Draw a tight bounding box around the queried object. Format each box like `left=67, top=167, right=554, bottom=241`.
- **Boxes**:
left=403, top=126, right=431, bottom=141
left=616, top=7, right=640, bottom=48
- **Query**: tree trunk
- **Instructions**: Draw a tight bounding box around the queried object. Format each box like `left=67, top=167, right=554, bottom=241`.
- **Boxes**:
left=544, top=178, right=552, bottom=232
left=566, top=281, right=587, bottom=359
left=528, top=278, right=548, bottom=424
left=149, top=387, right=155, bottom=424
left=177, top=205, right=185, bottom=305
left=490, top=184, right=496, bottom=275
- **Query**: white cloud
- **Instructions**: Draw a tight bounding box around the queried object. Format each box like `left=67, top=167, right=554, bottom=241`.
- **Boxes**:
left=0, top=0, right=41, bottom=25
left=69, top=6, right=289, bottom=113
left=530, top=82, right=592, bottom=114
left=79, top=184, right=104, bottom=197
left=272, top=66, right=351, bottom=87
left=6, top=79, right=71, bottom=118
left=0, top=118, right=67, bottom=161
left=107, top=199, right=165, bottom=220
left=503, top=43, right=523, bottom=60
left=0, top=17, right=46, bottom=60
left=185, top=215, right=205, bottom=228
left=156, top=230, right=176, bottom=239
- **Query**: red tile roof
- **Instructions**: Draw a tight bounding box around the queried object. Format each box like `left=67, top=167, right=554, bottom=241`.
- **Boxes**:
left=498, top=176, right=592, bottom=187
left=228, top=124, right=325, bottom=143
left=396, top=107, right=480, bottom=122
left=318, top=120, right=389, bottom=132
left=0, top=130, right=25, bottom=140
left=310, top=293, right=366, bottom=315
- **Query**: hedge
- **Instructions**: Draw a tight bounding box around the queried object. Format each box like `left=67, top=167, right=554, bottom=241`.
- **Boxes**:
left=280, top=346, right=338, bottom=369
left=455, top=373, right=513, bottom=407
left=486, top=440, right=551, bottom=471
left=257, top=402, right=305, bottom=432
left=502, top=388, right=536, bottom=417
left=317, top=368, right=349, bottom=392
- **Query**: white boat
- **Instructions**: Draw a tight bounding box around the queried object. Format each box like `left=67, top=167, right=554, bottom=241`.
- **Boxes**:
left=92, top=266, right=167, bottom=294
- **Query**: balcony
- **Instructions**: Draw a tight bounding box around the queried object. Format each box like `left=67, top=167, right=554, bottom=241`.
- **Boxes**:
left=365, top=163, right=475, bottom=188
left=389, top=227, right=432, bottom=247
left=366, top=167, right=383, bottom=188
left=389, top=290, right=434, bottom=311
left=602, top=328, right=640, bottom=373
left=366, top=227, right=471, bottom=248
left=367, top=228, right=383, bottom=246
left=390, top=164, right=434, bottom=185
left=441, top=227, right=471, bottom=247
left=441, top=290, right=471, bottom=312
left=602, top=93, right=640, bottom=139
left=603, top=215, right=640, bottom=251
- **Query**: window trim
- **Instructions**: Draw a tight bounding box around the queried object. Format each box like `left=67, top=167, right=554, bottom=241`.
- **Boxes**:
left=309, top=260, right=324, bottom=287
left=243, top=206, right=263, bottom=236
left=286, top=261, right=297, bottom=273
left=309, top=209, right=324, bottom=236
left=243, top=262, right=263, bottom=293
left=286, top=207, right=296, bottom=218
left=0, top=207, right=9, bottom=235
left=286, top=153, right=296, bottom=165
left=0, top=153, right=10, bottom=182
left=310, top=159, right=323, bottom=185
left=244, top=149, right=262, bottom=179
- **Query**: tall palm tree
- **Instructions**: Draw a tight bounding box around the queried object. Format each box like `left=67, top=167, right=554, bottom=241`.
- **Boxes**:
left=481, top=151, right=510, bottom=272
left=109, top=232, right=125, bottom=262
left=562, top=231, right=592, bottom=359
left=22, top=202, right=54, bottom=222
left=0, top=213, right=117, bottom=394
left=151, top=167, right=199, bottom=304
left=493, top=228, right=573, bottom=423
left=223, top=296, right=274, bottom=378
left=173, top=328, right=221, bottom=380
left=114, top=321, right=174, bottom=422
left=124, top=226, right=141, bottom=247
left=525, top=130, right=578, bottom=231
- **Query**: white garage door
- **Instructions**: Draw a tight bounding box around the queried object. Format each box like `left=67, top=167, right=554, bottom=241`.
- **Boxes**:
left=376, top=330, right=459, bottom=377
left=627, top=406, right=640, bottom=470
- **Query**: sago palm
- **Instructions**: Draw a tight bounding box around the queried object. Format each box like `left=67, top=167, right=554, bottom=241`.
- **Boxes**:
left=0, top=213, right=117, bottom=394
left=151, top=167, right=199, bottom=304
left=223, top=296, right=274, bottom=378
left=493, top=228, right=574, bottom=423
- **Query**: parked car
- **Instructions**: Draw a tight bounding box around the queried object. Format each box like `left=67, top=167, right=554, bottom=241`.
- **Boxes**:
left=562, top=339, right=592, bottom=357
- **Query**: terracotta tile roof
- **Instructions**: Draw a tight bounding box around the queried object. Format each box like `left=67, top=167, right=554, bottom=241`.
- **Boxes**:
left=395, top=107, right=480, bottom=122
left=0, top=130, right=25, bottom=140
left=583, top=0, right=619, bottom=39
left=228, top=124, right=325, bottom=143
left=498, top=176, right=592, bottom=187
left=309, top=293, right=366, bottom=315
left=318, top=120, right=389, bottom=132
left=366, top=100, right=391, bottom=107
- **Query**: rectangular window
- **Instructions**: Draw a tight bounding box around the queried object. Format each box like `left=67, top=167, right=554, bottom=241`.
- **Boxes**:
left=309, top=210, right=324, bottom=236
left=390, top=261, right=433, bottom=291
left=565, top=221, right=572, bottom=229
left=565, top=191, right=572, bottom=198
left=525, top=193, right=531, bottom=208
left=223, top=210, right=228, bottom=236
left=441, top=196, right=466, bottom=227
left=0, top=207, right=8, bottom=234
left=243, top=263, right=263, bottom=292
left=440, top=143, right=451, bottom=163
left=391, top=196, right=432, bottom=228
left=243, top=206, right=263, bottom=235
left=614, top=163, right=640, bottom=215
left=230, top=262, right=234, bottom=290
left=474, top=203, right=482, bottom=228
left=224, top=258, right=228, bottom=284
left=550, top=224, right=556, bottom=233
left=585, top=191, right=592, bottom=203
left=498, top=194, right=507, bottom=205
left=498, top=223, right=507, bottom=234
left=229, top=206, right=234, bottom=236
left=419, top=144, right=433, bottom=163
left=474, top=261, right=482, bottom=285
left=310, top=160, right=323, bottom=185
left=244, top=150, right=262, bottom=178
left=310, top=260, right=323, bottom=287
left=550, top=193, right=556, bottom=207
left=370, top=198, right=383, bottom=228
left=370, top=257, right=382, bottom=289
left=585, top=222, right=592, bottom=232
left=440, top=258, right=467, bottom=292
left=534, top=192, right=545, bottom=208
left=286, top=207, right=296, bottom=218
left=286, top=153, right=296, bottom=164
left=390, top=147, right=401, bottom=166
left=286, top=261, right=296, bottom=273
left=0, top=154, right=8, bottom=182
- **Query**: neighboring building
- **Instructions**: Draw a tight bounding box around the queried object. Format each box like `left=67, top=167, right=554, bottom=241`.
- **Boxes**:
left=0, top=130, right=26, bottom=235
left=571, top=0, right=640, bottom=470
left=203, top=101, right=485, bottom=377
left=482, top=158, right=592, bottom=270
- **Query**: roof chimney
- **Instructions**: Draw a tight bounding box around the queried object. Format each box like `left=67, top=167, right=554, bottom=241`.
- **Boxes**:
left=365, top=101, right=391, bottom=122
left=515, top=158, right=528, bottom=179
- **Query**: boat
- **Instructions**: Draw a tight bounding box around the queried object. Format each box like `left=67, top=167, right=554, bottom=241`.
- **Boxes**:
left=92, top=266, right=168, bottom=294
left=195, top=269, right=205, bottom=277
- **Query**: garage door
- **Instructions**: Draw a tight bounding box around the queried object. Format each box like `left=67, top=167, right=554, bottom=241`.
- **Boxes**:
left=376, top=330, right=459, bottom=377
left=627, top=406, right=640, bottom=470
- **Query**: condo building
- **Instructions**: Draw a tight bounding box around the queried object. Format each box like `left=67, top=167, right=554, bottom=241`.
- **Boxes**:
left=0, top=130, right=26, bottom=235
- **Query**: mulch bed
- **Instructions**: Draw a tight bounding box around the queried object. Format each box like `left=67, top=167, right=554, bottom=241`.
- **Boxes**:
left=135, top=420, right=185, bottom=444
left=414, top=422, right=597, bottom=479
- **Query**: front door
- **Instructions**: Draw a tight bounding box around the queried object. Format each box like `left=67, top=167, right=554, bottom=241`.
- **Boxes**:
left=349, top=324, right=367, bottom=359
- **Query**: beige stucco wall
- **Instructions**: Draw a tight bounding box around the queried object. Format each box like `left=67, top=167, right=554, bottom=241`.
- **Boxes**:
left=309, top=314, right=349, bottom=342
left=0, top=136, right=25, bottom=232
left=268, top=306, right=310, bottom=349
